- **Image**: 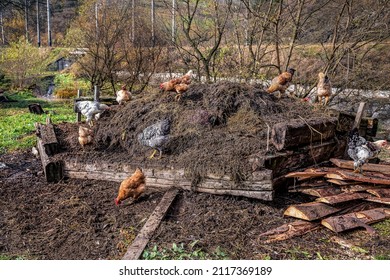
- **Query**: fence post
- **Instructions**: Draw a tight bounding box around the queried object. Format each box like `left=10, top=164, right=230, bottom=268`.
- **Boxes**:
left=94, top=85, right=100, bottom=102
left=76, top=89, right=82, bottom=122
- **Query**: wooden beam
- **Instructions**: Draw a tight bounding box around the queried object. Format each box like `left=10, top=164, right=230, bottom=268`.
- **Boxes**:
left=330, top=158, right=390, bottom=175
left=321, top=208, right=390, bottom=233
left=122, top=188, right=179, bottom=260
left=271, top=117, right=337, bottom=151
left=283, top=202, right=341, bottom=221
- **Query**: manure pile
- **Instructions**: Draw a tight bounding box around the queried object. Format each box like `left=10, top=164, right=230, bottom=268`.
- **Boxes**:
left=59, top=81, right=329, bottom=181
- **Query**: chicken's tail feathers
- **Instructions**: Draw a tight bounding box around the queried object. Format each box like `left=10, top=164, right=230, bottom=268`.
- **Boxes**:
left=267, top=84, right=279, bottom=93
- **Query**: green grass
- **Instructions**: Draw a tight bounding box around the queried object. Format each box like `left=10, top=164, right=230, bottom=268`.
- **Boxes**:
left=0, top=90, right=75, bottom=153
left=142, top=242, right=229, bottom=260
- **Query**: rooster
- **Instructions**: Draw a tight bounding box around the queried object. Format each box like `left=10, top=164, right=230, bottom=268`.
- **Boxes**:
left=75, top=101, right=110, bottom=127
left=267, top=68, right=296, bottom=98
left=115, top=167, right=146, bottom=205
left=116, top=85, right=131, bottom=105
left=160, top=70, right=193, bottom=100
left=347, top=128, right=388, bottom=173
left=137, top=118, right=171, bottom=159
left=317, top=72, right=332, bottom=106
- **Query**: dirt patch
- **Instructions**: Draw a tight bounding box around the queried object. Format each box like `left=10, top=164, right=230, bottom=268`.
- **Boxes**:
left=1, top=82, right=389, bottom=260
left=1, top=151, right=389, bottom=259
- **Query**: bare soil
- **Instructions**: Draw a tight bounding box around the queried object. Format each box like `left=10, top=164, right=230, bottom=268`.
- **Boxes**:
left=0, top=82, right=389, bottom=260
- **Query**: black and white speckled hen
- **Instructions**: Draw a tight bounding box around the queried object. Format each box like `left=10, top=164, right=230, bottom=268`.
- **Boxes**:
left=347, top=128, right=387, bottom=174
left=137, top=118, right=171, bottom=159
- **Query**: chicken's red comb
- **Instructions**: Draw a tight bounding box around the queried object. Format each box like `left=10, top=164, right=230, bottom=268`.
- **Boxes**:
left=114, top=198, right=120, bottom=206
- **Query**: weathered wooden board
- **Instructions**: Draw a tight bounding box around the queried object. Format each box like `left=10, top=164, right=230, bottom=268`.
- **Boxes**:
left=327, top=179, right=360, bottom=186
left=35, top=120, right=63, bottom=183
left=283, top=202, right=341, bottom=221
left=364, top=197, right=390, bottom=205
left=321, top=208, right=390, bottom=233
left=336, top=170, right=390, bottom=185
left=297, top=186, right=342, bottom=197
left=251, top=140, right=339, bottom=177
left=330, top=158, right=390, bottom=175
left=271, top=117, right=338, bottom=151
left=122, top=188, right=179, bottom=260
left=258, top=220, right=320, bottom=243
left=63, top=159, right=274, bottom=201
left=315, top=192, right=370, bottom=205
left=366, top=189, right=390, bottom=198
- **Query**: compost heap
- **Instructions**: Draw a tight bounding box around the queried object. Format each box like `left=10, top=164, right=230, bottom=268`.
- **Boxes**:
left=57, top=81, right=329, bottom=184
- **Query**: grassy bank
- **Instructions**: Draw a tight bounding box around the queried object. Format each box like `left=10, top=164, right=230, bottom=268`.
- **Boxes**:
left=0, top=91, right=74, bottom=153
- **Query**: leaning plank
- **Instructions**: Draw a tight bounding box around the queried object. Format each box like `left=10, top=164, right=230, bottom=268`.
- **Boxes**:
left=122, top=188, right=179, bottom=260
left=34, top=117, right=59, bottom=156
left=35, top=120, right=63, bottom=183
left=258, top=220, right=320, bottom=243
left=321, top=208, right=390, bottom=233
left=330, top=158, right=390, bottom=175
left=271, top=117, right=337, bottom=151
left=365, top=197, right=390, bottom=205
left=315, top=192, right=370, bottom=205
left=366, top=189, right=390, bottom=198
left=283, top=202, right=341, bottom=221
left=336, top=170, right=390, bottom=185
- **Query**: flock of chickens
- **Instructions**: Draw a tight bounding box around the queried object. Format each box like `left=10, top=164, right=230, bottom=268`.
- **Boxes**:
left=72, top=69, right=387, bottom=206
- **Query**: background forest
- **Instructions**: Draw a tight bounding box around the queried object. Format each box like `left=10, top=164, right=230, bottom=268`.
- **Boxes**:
left=0, top=0, right=389, bottom=97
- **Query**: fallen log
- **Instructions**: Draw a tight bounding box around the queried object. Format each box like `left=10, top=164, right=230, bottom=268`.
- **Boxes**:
left=258, top=220, right=320, bottom=243
left=35, top=118, right=63, bottom=183
left=122, top=188, right=179, bottom=260
left=330, top=158, right=390, bottom=175
left=283, top=202, right=341, bottom=221
left=321, top=208, right=390, bottom=233
left=315, top=192, right=370, bottom=205
left=271, top=117, right=337, bottom=151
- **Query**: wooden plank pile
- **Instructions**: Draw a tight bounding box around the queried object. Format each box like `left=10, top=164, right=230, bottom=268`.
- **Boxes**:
left=259, top=158, right=390, bottom=242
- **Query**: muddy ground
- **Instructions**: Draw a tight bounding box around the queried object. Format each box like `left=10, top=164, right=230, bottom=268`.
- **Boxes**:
left=1, top=82, right=389, bottom=260
left=1, top=150, right=389, bottom=260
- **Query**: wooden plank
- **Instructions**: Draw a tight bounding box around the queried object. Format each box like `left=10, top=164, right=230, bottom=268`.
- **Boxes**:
left=365, top=197, right=390, bottom=205
left=327, top=179, right=361, bottom=186
left=352, top=102, right=366, bottom=130
left=271, top=117, right=337, bottom=151
left=321, top=208, right=390, bottom=233
left=324, top=173, right=345, bottom=180
left=298, top=186, right=342, bottom=197
left=283, top=202, right=341, bottom=221
left=366, top=188, right=390, bottom=198
left=122, top=188, right=179, bottom=260
left=35, top=120, right=63, bottom=183
left=336, top=170, right=390, bottom=185
left=251, top=139, right=338, bottom=177
left=340, top=184, right=379, bottom=193
left=63, top=160, right=274, bottom=200
left=315, top=192, right=370, bottom=205
left=330, top=158, right=390, bottom=175
left=258, top=220, right=320, bottom=243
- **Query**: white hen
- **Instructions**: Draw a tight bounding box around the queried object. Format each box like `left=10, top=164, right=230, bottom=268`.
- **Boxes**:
left=75, top=101, right=110, bottom=126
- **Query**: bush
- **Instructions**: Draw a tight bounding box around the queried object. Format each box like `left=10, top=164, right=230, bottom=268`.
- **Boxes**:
left=53, top=73, right=90, bottom=99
